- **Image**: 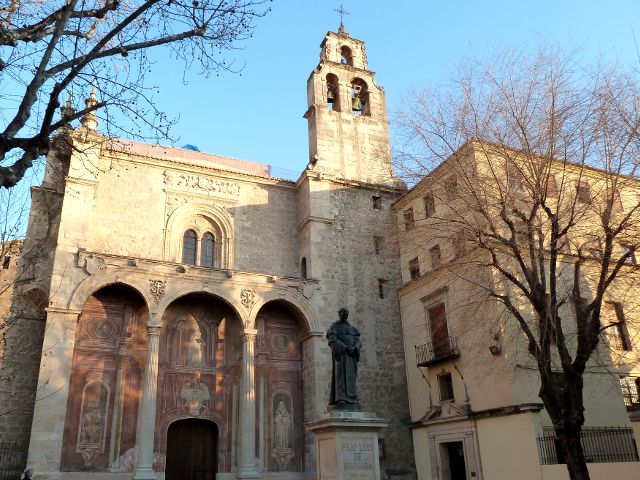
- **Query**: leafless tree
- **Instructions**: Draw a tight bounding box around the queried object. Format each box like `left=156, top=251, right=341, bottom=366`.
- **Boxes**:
left=395, top=50, right=640, bottom=480
left=0, top=0, right=270, bottom=189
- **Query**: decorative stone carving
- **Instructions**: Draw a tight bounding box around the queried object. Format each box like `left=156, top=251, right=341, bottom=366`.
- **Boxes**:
left=180, top=378, right=210, bottom=416
left=240, top=289, right=256, bottom=309
left=149, top=280, right=166, bottom=303
left=296, top=282, right=313, bottom=299
left=79, top=252, right=107, bottom=275
left=163, top=171, right=241, bottom=196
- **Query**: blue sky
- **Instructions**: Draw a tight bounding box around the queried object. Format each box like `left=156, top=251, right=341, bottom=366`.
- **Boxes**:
left=138, top=0, right=640, bottom=178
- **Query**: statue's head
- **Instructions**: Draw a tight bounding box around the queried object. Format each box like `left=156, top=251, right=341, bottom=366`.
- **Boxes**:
left=338, top=307, right=349, bottom=320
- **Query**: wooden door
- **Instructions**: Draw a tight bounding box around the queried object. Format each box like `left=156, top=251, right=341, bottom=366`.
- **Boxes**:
left=166, top=419, right=217, bottom=480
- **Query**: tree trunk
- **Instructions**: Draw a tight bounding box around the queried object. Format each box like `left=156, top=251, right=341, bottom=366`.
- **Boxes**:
left=556, top=428, right=590, bottom=480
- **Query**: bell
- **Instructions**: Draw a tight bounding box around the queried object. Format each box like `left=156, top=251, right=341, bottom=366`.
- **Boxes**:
left=327, top=87, right=335, bottom=103
left=351, top=95, right=362, bottom=112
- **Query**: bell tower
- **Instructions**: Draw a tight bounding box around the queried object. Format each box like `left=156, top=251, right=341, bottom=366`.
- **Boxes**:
left=304, top=25, right=394, bottom=183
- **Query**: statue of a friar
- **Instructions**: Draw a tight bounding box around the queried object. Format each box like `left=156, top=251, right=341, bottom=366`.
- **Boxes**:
left=326, top=308, right=361, bottom=410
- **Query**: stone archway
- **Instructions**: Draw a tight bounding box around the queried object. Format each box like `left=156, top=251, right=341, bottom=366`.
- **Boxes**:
left=156, top=293, right=243, bottom=474
left=60, top=283, right=149, bottom=472
left=165, top=418, right=218, bottom=480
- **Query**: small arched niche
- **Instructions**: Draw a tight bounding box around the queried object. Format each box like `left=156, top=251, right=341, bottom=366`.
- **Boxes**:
left=326, top=73, right=340, bottom=111
left=351, top=78, right=370, bottom=116
left=340, top=45, right=353, bottom=66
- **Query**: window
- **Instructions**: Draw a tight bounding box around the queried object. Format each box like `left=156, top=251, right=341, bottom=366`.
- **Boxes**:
left=326, top=73, right=340, bottom=111
left=612, top=189, right=623, bottom=212
left=2, top=256, right=10, bottom=269
left=546, top=174, right=559, bottom=198
left=424, top=193, right=435, bottom=218
left=437, top=371, right=454, bottom=401
left=300, top=257, right=307, bottom=279
left=340, top=45, right=353, bottom=66
left=452, top=234, right=467, bottom=259
left=620, top=377, right=640, bottom=406
left=182, top=229, right=197, bottom=265
left=378, top=279, right=388, bottom=299
left=576, top=181, right=591, bottom=203
left=373, top=236, right=384, bottom=256
left=351, top=79, right=369, bottom=115
left=409, top=257, right=420, bottom=280
left=606, top=302, right=632, bottom=351
left=620, top=243, right=637, bottom=265
left=372, top=195, right=382, bottom=210
left=557, top=234, right=571, bottom=254
left=507, top=166, right=525, bottom=192
left=444, top=177, right=458, bottom=201
left=428, top=302, right=452, bottom=359
left=584, top=235, right=602, bottom=259
left=404, top=208, right=415, bottom=231
left=430, top=244, right=442, bottom=269
left=200, top=232, right=215, bottom=268
left=538, top=294, right=557, bottom=344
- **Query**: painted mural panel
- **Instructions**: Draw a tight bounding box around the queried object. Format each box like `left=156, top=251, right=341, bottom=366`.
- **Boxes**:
left=60, top=286, right=148, bottom=472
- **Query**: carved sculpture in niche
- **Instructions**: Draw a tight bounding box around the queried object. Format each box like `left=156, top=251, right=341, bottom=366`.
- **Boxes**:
left=77, top=379, right=110, bottom=466
left=271, top=391, right=294, bottom=469
left=164, top=313, right=212, bottom=367
left=187, top=330, right=205, bottom=366
left=180, top=376, right=211, bottom=416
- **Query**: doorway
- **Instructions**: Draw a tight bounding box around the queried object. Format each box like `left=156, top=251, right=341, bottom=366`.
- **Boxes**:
left=166, top=418, right=218, bottom=480
left=441, top=441, right=467, bottom=480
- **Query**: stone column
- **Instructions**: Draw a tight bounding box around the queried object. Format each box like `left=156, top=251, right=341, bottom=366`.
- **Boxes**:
left=237, top=329, right=259, bottom=479
left=27, top=308, right=80, bottom=476
left=133, top=324, right=161, bottom=480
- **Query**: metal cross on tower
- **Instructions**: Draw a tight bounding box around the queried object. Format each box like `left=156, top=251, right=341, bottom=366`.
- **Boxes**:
left=334, top=4, right=350, bottom=27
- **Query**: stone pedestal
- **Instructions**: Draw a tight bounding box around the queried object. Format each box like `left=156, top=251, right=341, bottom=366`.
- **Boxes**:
left=306, top=411, right=388, bottom=480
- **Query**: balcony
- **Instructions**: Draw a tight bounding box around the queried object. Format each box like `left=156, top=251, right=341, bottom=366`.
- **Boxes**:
left=415, top=336, right=460, bottom=367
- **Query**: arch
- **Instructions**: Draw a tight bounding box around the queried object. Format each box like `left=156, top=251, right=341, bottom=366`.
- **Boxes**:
left=165, top=201, right=234, bottom=269
left=351, top=77, right=370, bottom=116
left=340, top=45, right=353, bottom=66
left=248, top=290, right=320, bottom=335
left=68, top=272, right=154, bottom=313
left=326, top=73, right=340, bottom=111
left=155, top=285, right=246, bottom=327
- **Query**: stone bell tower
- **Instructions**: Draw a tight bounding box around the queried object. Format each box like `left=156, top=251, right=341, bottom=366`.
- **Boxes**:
left=304, top=25, right=394, bottom=184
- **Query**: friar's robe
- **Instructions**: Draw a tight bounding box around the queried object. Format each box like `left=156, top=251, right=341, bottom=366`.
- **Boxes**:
left=326, top=320, right=361, bottom=406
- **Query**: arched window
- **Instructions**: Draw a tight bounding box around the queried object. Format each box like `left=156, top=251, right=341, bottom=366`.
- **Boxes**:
left=340, top=45, right=353, bottom=66
left=201, top=232, right=215, bottom=268
left=182, top=229, right=197, bottom=265
left=326, top=74, right=340, bottom=111
left=301, top=257, right=307, bottom=279
left=351, top=78, right=369, bottom=116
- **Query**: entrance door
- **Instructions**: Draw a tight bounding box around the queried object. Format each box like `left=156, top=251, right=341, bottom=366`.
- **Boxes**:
left=444, top=441, right=467, bottom=480
left=166, top=419, right=218, bottom=480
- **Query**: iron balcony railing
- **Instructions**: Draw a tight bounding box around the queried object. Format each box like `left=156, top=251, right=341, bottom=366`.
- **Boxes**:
left=415, top=336, right=460, bottom=367
left=538, top=427, right=639, bottom=465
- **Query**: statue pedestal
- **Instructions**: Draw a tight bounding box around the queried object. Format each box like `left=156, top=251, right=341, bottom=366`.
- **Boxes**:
left=306, top=411, right=388, bottom=480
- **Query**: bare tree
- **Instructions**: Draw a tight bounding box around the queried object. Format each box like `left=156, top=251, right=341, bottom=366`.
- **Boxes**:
left=395, top=50, right=640, bottom=480
left=0, top=0, right=270, bottom=189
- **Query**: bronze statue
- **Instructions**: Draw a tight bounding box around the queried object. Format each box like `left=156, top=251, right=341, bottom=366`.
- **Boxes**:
left=326, top=308, right=361, bottom=410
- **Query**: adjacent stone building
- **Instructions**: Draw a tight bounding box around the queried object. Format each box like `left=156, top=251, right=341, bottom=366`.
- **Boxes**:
left=0, top=27, right=415, bottom=480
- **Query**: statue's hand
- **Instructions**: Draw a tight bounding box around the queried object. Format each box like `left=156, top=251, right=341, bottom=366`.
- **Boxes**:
left=346, top=346, right=355, bottom=355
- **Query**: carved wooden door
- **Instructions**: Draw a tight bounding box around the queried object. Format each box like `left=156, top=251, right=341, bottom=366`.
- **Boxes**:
left=165, top=419, right=217, bottom=480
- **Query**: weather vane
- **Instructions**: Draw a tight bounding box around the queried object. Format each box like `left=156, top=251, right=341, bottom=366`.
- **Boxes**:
left=334, top=4, right=349, bottom=27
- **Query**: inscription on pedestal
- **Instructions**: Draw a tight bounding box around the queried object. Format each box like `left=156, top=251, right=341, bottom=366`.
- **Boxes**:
left=341, top=437, right=375, bottom=480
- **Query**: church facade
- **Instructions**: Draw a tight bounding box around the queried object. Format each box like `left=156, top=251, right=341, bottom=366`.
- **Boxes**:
left=0, top=27, right=415, bottom=479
